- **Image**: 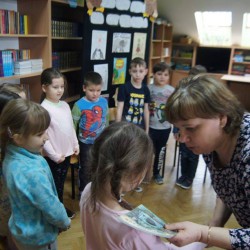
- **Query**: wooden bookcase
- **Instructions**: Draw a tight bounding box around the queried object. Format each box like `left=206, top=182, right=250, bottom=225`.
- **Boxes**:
left=0, top=0, right=84, bottom=103
left=148, top=23, right=173, bottom=83
left=171, top=43, right=197, bottom=87
left=171, top=43, right=197, bottom=71
left=228, top=47, right=250, bottom=76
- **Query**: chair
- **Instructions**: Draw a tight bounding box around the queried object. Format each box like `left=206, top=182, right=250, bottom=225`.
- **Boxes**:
left=70, top=155, right=79, bottom=199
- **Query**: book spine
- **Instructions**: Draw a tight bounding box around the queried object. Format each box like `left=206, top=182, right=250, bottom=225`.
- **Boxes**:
left=23, top=15, right=28, bottom=35
left=0, top=51, right=4, bottom=77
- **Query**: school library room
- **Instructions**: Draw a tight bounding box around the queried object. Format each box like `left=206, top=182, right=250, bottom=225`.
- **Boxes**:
left=1, top=0, right=250, bottom=250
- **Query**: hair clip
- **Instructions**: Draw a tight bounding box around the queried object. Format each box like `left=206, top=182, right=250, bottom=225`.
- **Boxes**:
left=7, top=127, right=13, bottom=138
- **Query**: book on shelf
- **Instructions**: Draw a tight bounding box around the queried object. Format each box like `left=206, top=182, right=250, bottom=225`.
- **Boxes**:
left=0, top=50, right=14, bottom=77
left=0, top=9, right=28, bottom=35
left=14, top=67, right=32, bottom=75
left=118, top=204, right=177, bottom=238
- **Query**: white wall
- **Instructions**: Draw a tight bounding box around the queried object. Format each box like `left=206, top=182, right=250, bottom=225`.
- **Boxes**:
left=157, top=0, right=250, bottom=45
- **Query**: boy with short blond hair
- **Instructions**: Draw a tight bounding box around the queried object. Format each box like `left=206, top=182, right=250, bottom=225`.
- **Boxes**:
left=116, top=57, right=150, bottom=133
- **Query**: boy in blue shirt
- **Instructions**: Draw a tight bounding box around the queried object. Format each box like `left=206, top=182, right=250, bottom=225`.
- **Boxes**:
left=72, top=72, right=109, bottom=196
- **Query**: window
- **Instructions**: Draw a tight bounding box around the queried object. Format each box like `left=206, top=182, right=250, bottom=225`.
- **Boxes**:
left=242, top=13, right=250, bottom=46
left=195, top=11, right=232, bottom=46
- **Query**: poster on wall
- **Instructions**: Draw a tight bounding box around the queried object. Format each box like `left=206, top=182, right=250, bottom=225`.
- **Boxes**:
left=112, top=57, right=127, bottom=85
left=94, top=63, right=108, bottom=91
left=132, top=32, right=147, bottom=59
left=112, top=33, right=131, bottom=53
left=91, top=30, right=108, bottom=60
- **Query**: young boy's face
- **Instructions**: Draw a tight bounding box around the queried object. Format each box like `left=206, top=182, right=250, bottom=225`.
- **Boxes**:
left=153, top=69, right=170, bottom=86
left=83, top=83, right=102, bottom=102
left=129, top=65, right=148, bottom=85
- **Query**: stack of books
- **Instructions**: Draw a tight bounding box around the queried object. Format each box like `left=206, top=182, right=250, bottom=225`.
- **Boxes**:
left=14, top=60, right=32, bottom=75
left=31, top=59, right=43, bottom=73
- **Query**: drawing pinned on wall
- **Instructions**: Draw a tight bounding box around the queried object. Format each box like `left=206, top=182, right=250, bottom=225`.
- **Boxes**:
left=144, top=0, right=158, bottom=18
left=90, top=12, right=104, bottom=25
left=130, top=1, right=146, bottom=13
left=112, top=33, right=131, bottom=53
left=106, top=14, right=120, bottom=26
left=112, top=58, right=127, bottom=85
left=91, top=30, right=107, bottom=60
left=101, top=0, right=116, bottom=9
left=94, top=63, right=108, bottom=91
left=116, top=0, right=131, bottom=11
left=132, top=32, right=147, bottom=59
left=119, top=15, right=131, bottom=28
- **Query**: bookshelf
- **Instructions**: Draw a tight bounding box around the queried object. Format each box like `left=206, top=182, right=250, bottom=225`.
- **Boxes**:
left=148, top=23, right=173, bottom=83
left=171, top=43, right=197, bottom=71
left=0, top=0, right=84, bottom=103
left=228, top=47, right=250, bottom=76
left=171, top=43, right=197, bottom=87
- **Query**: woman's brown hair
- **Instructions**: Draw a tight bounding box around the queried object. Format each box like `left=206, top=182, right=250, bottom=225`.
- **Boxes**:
left=165, top=75, right=244, bottom=135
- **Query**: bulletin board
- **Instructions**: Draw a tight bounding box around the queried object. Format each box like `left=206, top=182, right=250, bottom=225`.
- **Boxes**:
left=81, top=0, right=155, bottom=107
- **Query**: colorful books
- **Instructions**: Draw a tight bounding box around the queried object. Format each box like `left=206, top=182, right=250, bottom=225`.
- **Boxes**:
left=119, top=204, right=177, bottom=238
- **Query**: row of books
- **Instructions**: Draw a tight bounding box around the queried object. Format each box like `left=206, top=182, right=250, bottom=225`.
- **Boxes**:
left=52, top=51, right=80, bottom=70
left=14, top=59, right=43, bottom=75
left=0, top=49, right=31, bottom=77
left=0, top=9, right=28, bottom=35
left=51, top=20, right=82, bottom=38
left=231, top=64, right=250, bottom=76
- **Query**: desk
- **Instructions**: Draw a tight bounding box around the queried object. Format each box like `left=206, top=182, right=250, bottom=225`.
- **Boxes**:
left=221, top=75, right=250, bottom=111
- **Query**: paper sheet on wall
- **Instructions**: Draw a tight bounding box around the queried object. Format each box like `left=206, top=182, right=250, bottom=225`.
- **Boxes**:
left=101, top=0, right=116, bottom=9
left=119, top=15, right=131, bottom=28
left=90, top=12, right=104, bottom=25
left=116, top=0, right=131, bottom=11
left=130, top=1, right=145, bottom=13
left=106, top=14, right=120, bottom=26
left=94, top=63, right=108, bottom=91
left=112, top=33, right=131, bottom=53
left=112, top=58, right=127, bottom=85
left=91, top=30, right=107, bottom=60
left=132, top=33, right=147, bottom=59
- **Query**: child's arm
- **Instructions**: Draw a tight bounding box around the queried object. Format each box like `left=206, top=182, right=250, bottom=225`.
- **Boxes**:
left=116, top=101, right=124, bottom=122
left=71, top=103, right=81, bottom=131
left=144, top=103, right=149, bottom=134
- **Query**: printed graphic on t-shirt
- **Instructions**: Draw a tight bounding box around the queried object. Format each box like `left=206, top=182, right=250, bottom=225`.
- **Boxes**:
left=126, top=92, right=144, bottom=125
left=149, top=91, right=167, bottom=124
left=79, top=105, right=105, bottom=143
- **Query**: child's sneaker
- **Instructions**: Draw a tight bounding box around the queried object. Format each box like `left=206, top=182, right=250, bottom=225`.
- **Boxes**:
left=154, top=174, right=163, bottom=185
left=66, top=208, right=76, bottom=219
left=134, top=186, right=143, bottom=193
left=180, top=178, right=193, bottom=190
left=176, top=176, right=185, bottom=187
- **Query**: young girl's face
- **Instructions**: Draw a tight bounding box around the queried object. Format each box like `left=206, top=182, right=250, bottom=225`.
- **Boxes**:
left=15, top=130, right=48, bottom=154
left=154, top=70, right=170, bottom=86
left=42, top=77, right=64, bottom=103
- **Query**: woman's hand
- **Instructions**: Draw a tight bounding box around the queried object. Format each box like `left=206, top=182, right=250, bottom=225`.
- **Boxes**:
left=165, top=221, right=208, bottom=247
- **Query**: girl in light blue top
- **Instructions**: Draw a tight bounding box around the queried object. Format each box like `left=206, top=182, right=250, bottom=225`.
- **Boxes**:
left=0, top=99, right=71, bottom=250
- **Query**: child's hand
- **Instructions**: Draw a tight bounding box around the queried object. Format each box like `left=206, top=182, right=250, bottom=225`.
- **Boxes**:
left=58, top=223, right=71, bottom=234
left=57, top=155, right=65, bottom=163
left=74, top=147, right=79, bottom=155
